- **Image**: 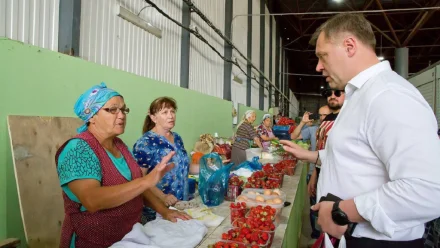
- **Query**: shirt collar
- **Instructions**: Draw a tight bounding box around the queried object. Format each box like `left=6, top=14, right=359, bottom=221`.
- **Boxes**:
left=347, top=61, right=392, bottom=90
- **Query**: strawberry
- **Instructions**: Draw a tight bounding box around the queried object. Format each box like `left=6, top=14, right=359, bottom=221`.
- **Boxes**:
left=251, top=233, right=259, bottom=242
left=222, top=233, right=229, bottom=240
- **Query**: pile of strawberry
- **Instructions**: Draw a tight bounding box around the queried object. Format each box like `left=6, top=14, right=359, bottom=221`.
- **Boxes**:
left=209, top=240, right=247, bottom=248
left=277, top=117, right=295, bottom=125
left=262, top=164, right=274, bottom=174
left=226, top=175, right=245, bottom=201
left=244, top=171, right=266, bottom=189
left=274, top=160, right=297, bottom=175
left=230, top=202, right=247, bottom=224
left=247, top=205, right=277, bottom=228
left=229, top=175, right=244, bottom=187
left=228, top=205, right=278, bottom=247
left=245, top=166, right=283, bottom=189
left=264, top=179, right=280, bottom=189
left=244, top=170, right=281, bottom=189
left=221, top=228, right=270, bottom=247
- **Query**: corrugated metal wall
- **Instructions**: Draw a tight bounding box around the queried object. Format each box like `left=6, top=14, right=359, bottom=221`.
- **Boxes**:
left=263, top=6, right=270, bottom=111
left=264, top=7, right=270, bottom=84
left=79, top=0, right=182, bottom=86
left=250, top=0, right=260, bottom=109
left=0, top=0, right=294, bottom=109
left=271, top=17, right=276, bottom=84
left=231, top=0, right=247, bottom=105
left=0, top=0, right=59, bottom=51
left=188, top=0, right=224, bottom=98
left=290, top=90, right=299, bottom=117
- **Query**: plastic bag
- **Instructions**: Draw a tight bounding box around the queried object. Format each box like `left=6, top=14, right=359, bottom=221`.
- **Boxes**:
left=199, top=153, right=233, bottom=207
left=235, top=157, right=262, bottom=172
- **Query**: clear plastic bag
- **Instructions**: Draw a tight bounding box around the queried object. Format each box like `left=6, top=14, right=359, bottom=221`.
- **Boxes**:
left=199, top=153, right=233, bottom=207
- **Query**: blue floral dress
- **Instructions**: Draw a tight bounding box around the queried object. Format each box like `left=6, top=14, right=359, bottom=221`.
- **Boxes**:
left=133, top=131, right=190, bottom=222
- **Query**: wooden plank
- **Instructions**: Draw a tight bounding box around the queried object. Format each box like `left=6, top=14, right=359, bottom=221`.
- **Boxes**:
left=7, top=116, right=83, bottom=248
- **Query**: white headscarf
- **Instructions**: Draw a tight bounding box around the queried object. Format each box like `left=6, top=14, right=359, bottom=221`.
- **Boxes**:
left=262, top=114, right=271, bottom=123
left=236, top=110, right=255, bottom=131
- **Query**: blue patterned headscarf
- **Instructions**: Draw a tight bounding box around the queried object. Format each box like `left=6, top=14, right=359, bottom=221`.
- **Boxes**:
left=74, top=82, right=121, bottom=133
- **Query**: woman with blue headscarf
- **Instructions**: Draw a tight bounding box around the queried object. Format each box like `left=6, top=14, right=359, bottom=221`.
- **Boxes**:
left=55, top=83, right=190, bottom=248
left=230, top=110, right=263, bottom=167
left=257, top=114, right=278, bottom=150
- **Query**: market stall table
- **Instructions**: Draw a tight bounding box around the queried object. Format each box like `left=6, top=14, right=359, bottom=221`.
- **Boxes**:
left=196, top=161, right=308, bottom=248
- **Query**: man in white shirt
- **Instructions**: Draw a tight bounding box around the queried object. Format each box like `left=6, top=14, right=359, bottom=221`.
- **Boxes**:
left=281, top=13, right=440, bottom=247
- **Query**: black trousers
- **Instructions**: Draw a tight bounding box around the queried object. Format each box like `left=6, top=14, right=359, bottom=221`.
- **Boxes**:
left=345, top=237, right=424, bottom=248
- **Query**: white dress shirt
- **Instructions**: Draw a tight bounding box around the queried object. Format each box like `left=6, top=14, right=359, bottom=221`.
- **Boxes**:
left=317, top=61, right=440, bottom=241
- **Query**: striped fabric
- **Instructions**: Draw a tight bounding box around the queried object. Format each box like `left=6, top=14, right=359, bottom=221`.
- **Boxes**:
left=233, top=122, right=258, bottom=150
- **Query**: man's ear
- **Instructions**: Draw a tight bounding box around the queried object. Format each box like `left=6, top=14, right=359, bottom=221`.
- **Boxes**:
left=343, top=37, right=357, bottom=58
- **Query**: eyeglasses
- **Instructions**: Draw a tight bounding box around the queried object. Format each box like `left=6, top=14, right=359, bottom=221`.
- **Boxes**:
left=102, top=107, right=130, bottom=115
left=322, top=89, right=345, bottom=98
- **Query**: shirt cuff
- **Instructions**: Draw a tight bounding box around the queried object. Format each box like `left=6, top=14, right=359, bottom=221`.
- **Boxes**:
left=354, top=190, right=398, bottom=237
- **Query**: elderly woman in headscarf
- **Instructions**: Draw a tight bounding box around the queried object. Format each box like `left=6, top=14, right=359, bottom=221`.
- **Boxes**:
left=55, top=83, right=190, bottom=248
left=257, top=114, right=278, bottom=151
left=230, top=110, right=263, bottom=166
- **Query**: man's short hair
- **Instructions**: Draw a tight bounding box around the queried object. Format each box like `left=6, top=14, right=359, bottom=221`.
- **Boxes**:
left=309, top=13, right=376, bottom=50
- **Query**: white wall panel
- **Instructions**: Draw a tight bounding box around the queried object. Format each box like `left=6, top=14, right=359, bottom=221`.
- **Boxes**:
left=250, top=0, right=260, bottom=108
left=264, top=88, right=269, bottom=111
left=231, top=78, right=247, bottom=105
left=80, top=0, right=182, bottom=86
left=251, top=80, right=259, bottom=109
left=264, top=6, right=270, bottom=79
left=1, top=0, right=281, bottom=103
left=231, top=0, right=248, bottom=105
left=271, top=17, right=276, bottom=84
left=0, top=0, right=59, bottom=51
left=290, top=90, right=299, bottom=118
left=251, top=0, right=260, bottom=72
left=189, top=0, right=224, bottom=98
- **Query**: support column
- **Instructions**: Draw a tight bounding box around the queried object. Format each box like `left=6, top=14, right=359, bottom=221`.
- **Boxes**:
left=223, top=0, right=233, bottom=100
left=285, top=59, right=290, bottom=116
left=58, top=0, right=81, bottom=56
left=180, top=3, right=191, bottom=88
left=395, top=47, right=409, bottom=79
left=268, top=17, right=273, bottom=109
left=246, top=0, right=252, bottom=107
left=259, top=0, right=265, bottom=110
left=275, top=24, right=280, bottom=108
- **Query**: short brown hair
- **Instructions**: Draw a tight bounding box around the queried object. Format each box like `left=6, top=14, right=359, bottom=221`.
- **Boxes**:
left=142, top=97, right=178, bottom=134
left=310, top=13, right=376, bottom=50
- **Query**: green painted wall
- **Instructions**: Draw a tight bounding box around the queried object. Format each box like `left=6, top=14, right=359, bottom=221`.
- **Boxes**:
left=0, top=38, right=235, bottom=245
left=237, top=103, right=270, bottom=128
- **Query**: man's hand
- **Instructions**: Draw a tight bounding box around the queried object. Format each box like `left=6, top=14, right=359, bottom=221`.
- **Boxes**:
left=162, top=209, right=192, bottom=222
left=280, top=140, right=314, bottom=161
left=302, top=112, right=313, bottom=124
left=311, top=201, right=347, bottom=238
left=145, top=151, right=175, bottom=186
left=162, top=194, right=178, bottom=206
